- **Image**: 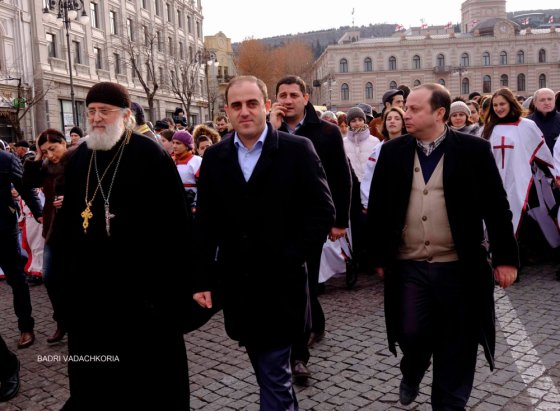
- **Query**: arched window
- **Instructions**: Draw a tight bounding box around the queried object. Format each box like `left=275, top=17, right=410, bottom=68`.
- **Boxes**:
left=460, top=53, right=469, bottom=67
left=413, top=55, right=421, bottom=69
left=365, top=82, right=374, bottom=100
left=339, top=58, right=348, bottom=73
left=364, top=57, right=373, bottom=72
left=539, top=74, right=546, bottom=88
left=516, top=50, right=524, bottom=64
left=413, top=79, right=421, bottom=87
left=438, top=79, right=445, bottom=86
left=436, top=53, right=445, bottom=67
left=517, top=73, right=526, bottom=91
left=500, top=51, right=508, bottom=65
left=482, top=51, right=490, bottom=66
left=389, top=80, right=397, bottom=89
left=483, top=75, right=492, bottom=93
left=538, top=49, right=546, bottom=63
left=389, top=56, right=397, bottom=70
left=500, top=74, right=508, bottom=87
left=341, top=83, right=350, bottom=100
left=461, top=78, right=470, bottom=95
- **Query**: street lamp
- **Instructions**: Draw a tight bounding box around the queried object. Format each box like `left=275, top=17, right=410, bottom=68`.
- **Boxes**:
left=325, top=74, right=336, bottom=111
left=452, top=66, right=468, bottom=97
left=201, top=50, right=219, bottom=121
left=42, top=1, right=89, bottom=127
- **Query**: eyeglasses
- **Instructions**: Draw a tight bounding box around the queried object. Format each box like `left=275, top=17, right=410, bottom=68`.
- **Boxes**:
left=86, top=108, right=122, bottom=117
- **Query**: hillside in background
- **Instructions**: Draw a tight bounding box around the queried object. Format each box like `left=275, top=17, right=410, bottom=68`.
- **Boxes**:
left=232, top=9, right=559, bottom=58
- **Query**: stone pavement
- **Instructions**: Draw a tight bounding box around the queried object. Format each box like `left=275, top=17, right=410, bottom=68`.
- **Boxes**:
left=1, top=262, right=559, bottom=410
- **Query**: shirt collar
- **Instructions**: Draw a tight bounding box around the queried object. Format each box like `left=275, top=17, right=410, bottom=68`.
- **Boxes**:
left=416, top=126, right=447, bottom=156
left=234, top=125, right=268, bottom=151
left=283, top=113, right=306, bottom=134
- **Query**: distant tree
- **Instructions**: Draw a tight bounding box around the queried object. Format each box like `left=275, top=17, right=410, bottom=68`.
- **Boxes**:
left=169, top=53, right=202, bottom=127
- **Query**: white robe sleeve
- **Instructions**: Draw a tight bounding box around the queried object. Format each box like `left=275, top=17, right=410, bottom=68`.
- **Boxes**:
left=360, top=142, right=383, bottom=209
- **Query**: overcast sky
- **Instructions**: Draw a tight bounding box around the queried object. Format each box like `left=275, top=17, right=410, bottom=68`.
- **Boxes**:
left=202, top=0, right=558, bottom=43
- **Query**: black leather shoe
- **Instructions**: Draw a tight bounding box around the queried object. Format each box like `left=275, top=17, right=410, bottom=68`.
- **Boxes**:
left=292, top=360, right=310, bottom=382
left=399, top=380, right=419, bottom=406
left=0, top=357, right=20, bottom=402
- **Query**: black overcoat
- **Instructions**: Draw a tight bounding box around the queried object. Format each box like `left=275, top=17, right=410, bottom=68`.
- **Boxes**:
left=194, top=124, right=335, bottom=349
left=367, top=129, right=519, bottom=370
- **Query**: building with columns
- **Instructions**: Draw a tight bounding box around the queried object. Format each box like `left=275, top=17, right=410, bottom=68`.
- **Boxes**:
left=311, top=0, right=560, bottom=113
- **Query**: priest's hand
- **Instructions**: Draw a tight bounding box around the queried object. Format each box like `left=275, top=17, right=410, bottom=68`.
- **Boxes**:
left=193, top=291, right=213, bottom=309
left=494, top=265, right=517, bottom=288
left=329, top=227, right=346, bottom=241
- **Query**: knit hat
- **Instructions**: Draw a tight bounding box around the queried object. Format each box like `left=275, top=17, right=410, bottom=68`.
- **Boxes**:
left=346, top=107, right=367, bottom=124
left=69, top=126, right=84, bottom=138
left=130, top=102, right=146, bottom=125
left=449, top=101, right=471, bottom=117
left=172, top=130, right=194, bottom=149
left=86, top=82, right=131, bottom=108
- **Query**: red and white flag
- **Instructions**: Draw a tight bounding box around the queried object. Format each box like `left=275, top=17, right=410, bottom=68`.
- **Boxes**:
left=421, top=23, right=428, bottom=29
left=395, top=24, right=404, bottom=32
left=521, top=17, right=529, bottom=25
left=444, top=21, right=453, bottom=29
left=549, top=15, right=555, bottom=24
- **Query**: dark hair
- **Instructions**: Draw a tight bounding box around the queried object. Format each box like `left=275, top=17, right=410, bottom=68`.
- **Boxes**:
left=214, top=115, right=228, bottom=123
left=482, top=88, right=523, bottom=140
left=381, top=107, right=407, bottom=139
left=37, top=128, right=66, bottom=147
left=159, top=129, right=174, bottom=142
left=468, top=91, right=481, bottom=100
left=397, top=84, right=411, bottom=100
left=413, top=83, right=451, bottom=121
left=225, top=75, right=268, bottom=105
left=275, top=75, right=307, bottom=96
left=69, top=126, right=84, bottom=138
left=337, top=113, right=347, bottom=126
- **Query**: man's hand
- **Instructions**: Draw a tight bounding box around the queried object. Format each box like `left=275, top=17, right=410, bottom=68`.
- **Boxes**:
left=193, top=291, right=213, bottom=309
left=494, top=265, right=517, bottom=288
left=269, top=102, right=287, bottom=130
left=329, top=227, right=346, bottom=241
left=374, top=267, right=385, bottom=280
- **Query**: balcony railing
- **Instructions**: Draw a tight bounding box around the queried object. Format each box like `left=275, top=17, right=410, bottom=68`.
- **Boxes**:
left=433, top=65, right=452, bottom=74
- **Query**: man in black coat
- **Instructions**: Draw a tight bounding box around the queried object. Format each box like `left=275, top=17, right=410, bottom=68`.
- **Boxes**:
left=53, top=82, right=192, bottom=409
left=269, top=75, right=352, bottom=381
left=367, top=83, right=519, bottom=409
left=193, top=75, right=334, bottom=411
left=0, top=149, right=42, bottom=349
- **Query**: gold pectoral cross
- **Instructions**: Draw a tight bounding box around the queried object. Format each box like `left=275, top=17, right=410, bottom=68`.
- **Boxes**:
left=81, top=202, right=93, bottom=234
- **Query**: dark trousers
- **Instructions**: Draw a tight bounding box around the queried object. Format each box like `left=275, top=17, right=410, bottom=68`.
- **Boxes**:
left=0, top=227, right=34, bottom=332
left=396, top=260, right=478, bottom=411
left=0, top=334, right=18, bottom=380
left=246, top=344, right=298, bottom=411
left=291, top=241, right=324, bottom=364
left=42, top=243, right=65, bottom=327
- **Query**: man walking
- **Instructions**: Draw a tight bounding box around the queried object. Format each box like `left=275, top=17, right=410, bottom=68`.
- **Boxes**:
left=367, top=83, right=519, bottom=409
left=528, top=88, right=560, bottom=152
left=194, top=75, right=334, bottom=410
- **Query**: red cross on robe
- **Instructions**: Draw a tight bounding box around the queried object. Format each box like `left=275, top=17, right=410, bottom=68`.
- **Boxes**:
left=493, top=136, right=514, bottom=169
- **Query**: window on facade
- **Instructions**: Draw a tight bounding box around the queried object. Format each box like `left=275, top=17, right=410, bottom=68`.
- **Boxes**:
left=539, top=74, right=546, bottom=88
left=500, top=51, right=507, bottom=65
left=460, top=53, right=469, bottom=67
left=517, top=50, right=524, bottom=64
left=364, top=57, right=372, bottom=72
left=90, top=3, right=99, bottom=29
left=127, top=18, right=134, bottom=40
left=500, top=74, right=508, bottom=87
left=517, top=73, right=526, bottom=91
left=413, top=79, right=421, bottom=86
left=538, top=49, right=546, bottom=63
left=179, top=42, right=184, bottom=59
left=341, top=83, right=349, bottom=100
left=438, top=79, right=445, bottom=86
left=365, top=82, right=373, bottom=100
left=168, top=36, right=173, bottom=55
left=461, top=78, right=470, bottom=95
left=61, top=100, right=85, bottom=129
left=177, top=10, right=182, bottom=28
left=166, top=3, right=172, bottom=22
left=389, top=81, right=397, bottom=89
left=146, top=64, right=152, bottom=81
left=94, top=47, right=102, bottom=69
left=413, top=55, right=421, bottom=70
left=483, top=75, right=491, bottom=93
left=196, top=21, right=201, bottom=37
left=46, top=33, right=56, bottom=57
left=187, top=16, right=192, bottom=33
left=73, top=41, right=81, bottom=64
left=155, top=0, right=161, bottom=16
left=143, top=26, right=149, bottom=45
left=339, top=58, right=348, bottom=73
left=142, top=0, right=148, bottom=9
left=436, top=53, right=445, bottom=67
left=157, top=31, right=163, bottom=51
left=482, top=52, right=490, bottom=66
left=114, top=53, right=121, bottom=74
left=109, top=11, right=117, bottom=35
left=389, top=56, right=397, bottom=70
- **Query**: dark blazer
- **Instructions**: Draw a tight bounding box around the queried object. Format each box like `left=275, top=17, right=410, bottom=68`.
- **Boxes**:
left=194, top=124, right=335, bottom=349
left=279, top=102, right=351, bottom=229
left=367, top=128, right=519, bottom=370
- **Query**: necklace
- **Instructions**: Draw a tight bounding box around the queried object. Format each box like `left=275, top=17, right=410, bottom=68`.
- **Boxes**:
left=82, top=130, right=131, bottom=234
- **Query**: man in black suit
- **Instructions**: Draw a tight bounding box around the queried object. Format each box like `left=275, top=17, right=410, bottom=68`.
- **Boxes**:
left=193, top=75, right=335, bottom=411
left=269, top=75, right=352, bottom=381
left=367, top=83, right=519, bottom=410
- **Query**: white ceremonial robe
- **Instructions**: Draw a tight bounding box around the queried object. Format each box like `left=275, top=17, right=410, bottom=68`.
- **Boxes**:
left=360, top=141, right=384, bottom=209
left=489, top=118, right=557, bottom=236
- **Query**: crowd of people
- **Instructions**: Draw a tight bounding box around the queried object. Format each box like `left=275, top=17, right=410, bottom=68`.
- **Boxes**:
left=0, top=76, right=559, bottom=410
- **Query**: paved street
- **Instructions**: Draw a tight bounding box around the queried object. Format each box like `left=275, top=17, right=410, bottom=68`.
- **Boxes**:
left=1, top=262, right=559, bottom=410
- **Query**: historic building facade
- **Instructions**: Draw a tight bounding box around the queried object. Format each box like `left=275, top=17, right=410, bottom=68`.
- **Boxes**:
left=311, top=0, right=560, bottom=113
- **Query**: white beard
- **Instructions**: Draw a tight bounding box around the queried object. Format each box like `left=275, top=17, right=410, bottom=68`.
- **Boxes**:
left=85, top=118, right=125, bottom=151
